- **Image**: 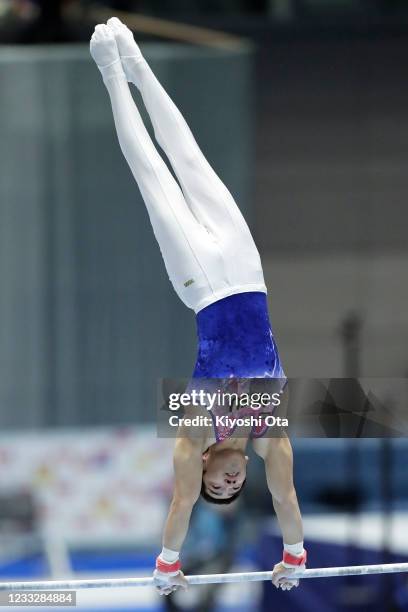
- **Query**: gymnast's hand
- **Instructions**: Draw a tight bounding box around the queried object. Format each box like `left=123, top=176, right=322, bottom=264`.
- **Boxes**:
left=153, top=566, right=188, bottom=596
left=271, top=561, right=303, bottom=591
left=272, top=547, right=307, bottom=591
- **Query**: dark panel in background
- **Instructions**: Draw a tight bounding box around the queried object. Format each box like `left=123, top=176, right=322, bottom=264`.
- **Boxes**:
left=254, top=34, right=408, bottom=254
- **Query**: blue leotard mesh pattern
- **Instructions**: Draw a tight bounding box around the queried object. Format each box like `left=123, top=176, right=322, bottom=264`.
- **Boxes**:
left=193, top=292, right=285, bottom=379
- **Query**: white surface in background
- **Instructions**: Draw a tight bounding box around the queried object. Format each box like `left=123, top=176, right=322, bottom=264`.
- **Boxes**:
left=77, top=584, right=155, bottom=609
left=267, top=512, right=408, bottom=555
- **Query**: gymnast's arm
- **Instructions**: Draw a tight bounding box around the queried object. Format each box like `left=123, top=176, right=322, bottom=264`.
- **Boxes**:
left=162, top=434, right=203, bottom=551
left=153, top=432, right=203, bottom=594
left=253, top=435, right=306, bottom=590
left=261, top=436, right=303, bottom=545
left=153, top=409, right=207, bottom=593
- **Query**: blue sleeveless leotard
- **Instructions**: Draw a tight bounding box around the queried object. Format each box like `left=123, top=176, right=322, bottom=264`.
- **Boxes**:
left=193, top=292, right=285, bottom=379
left=192, top=292, right=286, bottom=441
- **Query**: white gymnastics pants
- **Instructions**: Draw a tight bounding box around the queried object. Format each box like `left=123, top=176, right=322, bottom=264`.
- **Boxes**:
left=103, top=58, right=267, bottom=313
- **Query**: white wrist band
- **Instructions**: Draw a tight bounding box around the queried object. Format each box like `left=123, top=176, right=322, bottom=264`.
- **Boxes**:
left=160, top=547, right=180, bottom=564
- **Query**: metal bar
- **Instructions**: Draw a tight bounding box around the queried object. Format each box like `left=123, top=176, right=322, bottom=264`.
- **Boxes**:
left=1, top=563, right=408, bottom=590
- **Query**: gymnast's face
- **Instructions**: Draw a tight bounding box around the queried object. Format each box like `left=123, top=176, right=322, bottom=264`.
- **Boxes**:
left=202, top=448, right=248, bottom=499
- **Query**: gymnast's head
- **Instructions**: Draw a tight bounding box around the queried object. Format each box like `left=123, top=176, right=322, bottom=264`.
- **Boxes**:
left=201, top=447, right=248, bottom=505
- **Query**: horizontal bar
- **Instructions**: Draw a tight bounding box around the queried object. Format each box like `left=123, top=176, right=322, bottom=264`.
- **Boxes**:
left=1, top=563, right=408, bottom=591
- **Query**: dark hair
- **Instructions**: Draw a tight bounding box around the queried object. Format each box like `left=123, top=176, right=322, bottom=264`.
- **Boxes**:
left=200, top=478, right=246, bottom=505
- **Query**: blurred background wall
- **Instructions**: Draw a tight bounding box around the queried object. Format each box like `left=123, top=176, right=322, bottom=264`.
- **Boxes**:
left=255, top=33, right=408, bottom=379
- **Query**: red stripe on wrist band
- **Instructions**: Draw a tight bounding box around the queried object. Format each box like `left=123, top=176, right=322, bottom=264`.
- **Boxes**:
left=156, top=558, right=181, bottom=573
left=283, top=549, right=307, bottom=566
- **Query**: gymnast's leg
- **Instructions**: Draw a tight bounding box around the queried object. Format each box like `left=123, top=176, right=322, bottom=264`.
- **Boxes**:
left=90, top=24, right=226, bottom=310
left=106, top=17, right=266, bottom=293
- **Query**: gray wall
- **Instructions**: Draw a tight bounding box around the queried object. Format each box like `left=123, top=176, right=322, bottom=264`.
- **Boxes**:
left=255, top=36, right=408, bottom=379
left=256, top=37, right=408, bottom=254
left=264, top=253, right=408, bottom=379
left=0, top=43, right=254, bottom=428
